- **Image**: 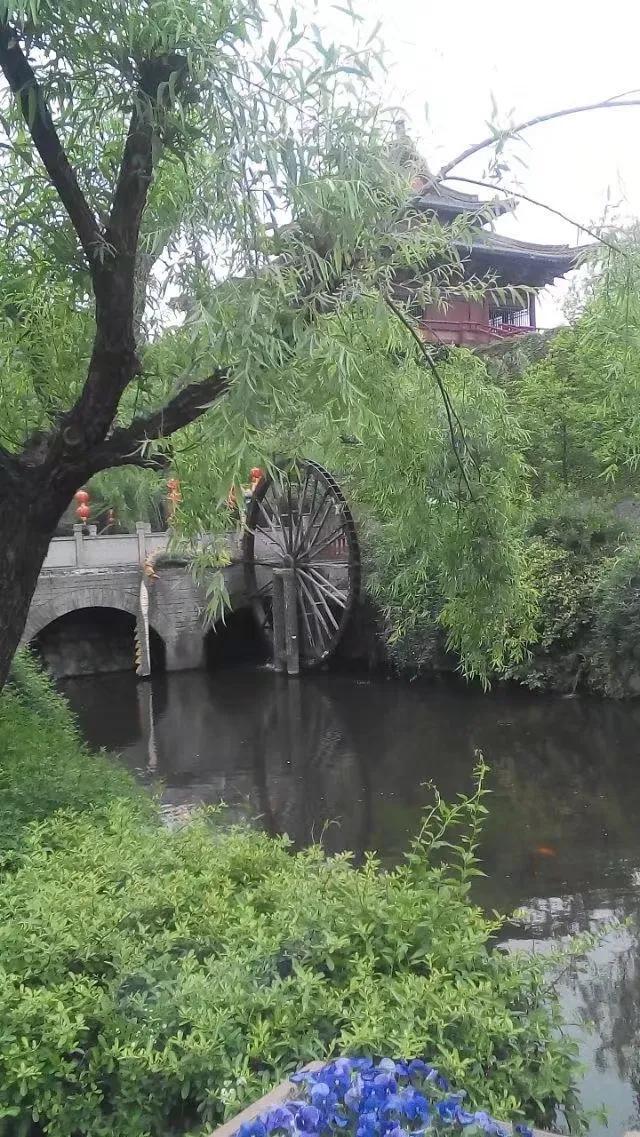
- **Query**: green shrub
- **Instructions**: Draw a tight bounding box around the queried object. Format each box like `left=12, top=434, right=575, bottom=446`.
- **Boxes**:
left=591, top=542, right=640, bottom=697
left=0, top=652, right=147, bottom=856
left=503, top=541, right=603, bottom=693
left=0, top=667, right=583, bottom=1136
left=527, top=493, right=628, bottom=556
left=0, top=783, right=582, bottom=1137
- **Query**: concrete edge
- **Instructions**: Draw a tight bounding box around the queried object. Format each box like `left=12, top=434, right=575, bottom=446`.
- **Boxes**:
left=208, top=1063, right=323, bottom=1137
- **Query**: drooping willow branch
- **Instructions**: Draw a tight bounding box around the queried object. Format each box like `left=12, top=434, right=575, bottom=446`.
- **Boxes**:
left=382, top=291, right=476, bottom=500
left=442, top=176, right=625, bottom=257
left=438, top=96, right=640, bottom=179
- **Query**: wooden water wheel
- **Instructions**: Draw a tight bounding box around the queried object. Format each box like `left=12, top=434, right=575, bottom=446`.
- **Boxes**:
left=242, top=460, right=360, bottom=669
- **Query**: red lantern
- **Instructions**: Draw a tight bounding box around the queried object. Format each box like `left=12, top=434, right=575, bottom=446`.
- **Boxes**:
left=74, top=489, right=90, bottom=524
left=249, top=467, right=264, bottom=493
left=166, top=477, right=181, bottom=521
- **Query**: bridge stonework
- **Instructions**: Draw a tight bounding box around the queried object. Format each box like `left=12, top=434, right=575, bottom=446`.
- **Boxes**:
left=23, top=525, right=248, bottom=676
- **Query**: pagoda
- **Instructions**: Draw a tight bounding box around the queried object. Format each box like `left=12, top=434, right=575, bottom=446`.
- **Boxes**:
left=387, top=119, right=589, bottom=347
left=409, top=176, right=586, bottom=346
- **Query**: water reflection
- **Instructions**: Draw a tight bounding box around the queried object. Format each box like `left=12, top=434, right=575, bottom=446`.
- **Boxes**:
left=61, top=669, right=640, bottom=1136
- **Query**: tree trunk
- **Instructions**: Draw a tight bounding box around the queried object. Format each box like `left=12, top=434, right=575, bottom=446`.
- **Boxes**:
left=0, top=478, right=70, bottom=689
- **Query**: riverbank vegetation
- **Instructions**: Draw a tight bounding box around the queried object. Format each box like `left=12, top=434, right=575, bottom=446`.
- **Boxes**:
left=334, top=242, right=640, bottom=695
left=0, top=659, right=584, bottom=1136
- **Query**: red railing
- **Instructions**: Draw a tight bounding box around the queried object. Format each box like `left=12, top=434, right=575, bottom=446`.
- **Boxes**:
left=420, top=319, right=536, bottom=341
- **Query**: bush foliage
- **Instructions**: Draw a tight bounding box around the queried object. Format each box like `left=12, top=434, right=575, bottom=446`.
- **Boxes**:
left=0, top=665, right=582, bottom=1137
left=0, top=654, right=146, bottom=857
left=590, top=542, right=640, bottom=697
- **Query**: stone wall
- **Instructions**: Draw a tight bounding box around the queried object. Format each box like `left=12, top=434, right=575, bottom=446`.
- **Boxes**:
left=24, top=560, right=217, bottom=677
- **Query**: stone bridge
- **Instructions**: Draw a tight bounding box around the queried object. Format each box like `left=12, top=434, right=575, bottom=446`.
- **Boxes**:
left=23, top=523, right=248, bottom=675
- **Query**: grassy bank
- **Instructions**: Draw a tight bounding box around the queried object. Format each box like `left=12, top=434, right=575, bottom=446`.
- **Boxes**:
left=0, top=658, right=582, bottom=1136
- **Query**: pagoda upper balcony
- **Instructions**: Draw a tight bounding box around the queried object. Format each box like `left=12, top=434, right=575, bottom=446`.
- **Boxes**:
left=420, top=296, right=536, bottom=347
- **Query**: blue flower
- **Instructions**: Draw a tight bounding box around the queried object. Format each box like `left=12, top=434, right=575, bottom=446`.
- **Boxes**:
left=380, top=1093, right=404, bottom=1115
left=356, top=1110, right=381, bottom=1137
left=295, top=1105, right=322, bottom=1133
left=436, top=1099, right=459, bottom=1123
left=378, top=1059, right=397, bottom=1075
left=291, top=1070, right=312, bottom=1085
left=470, top=1110, right=508, bottom=1136
left=310, top=1084, right=332, bottom=1106
left=386, top=1126, right=408, bottom=1137
left=402, top=1092, right=429, bottom=1121
left=265, top=1108, right=295, bottom=1134
left=373, top=1072, right=397, bottom=1093
left=344, top=1074, right=364, bottom=1112
left=238, top=1120, right=267, bottom=1137
left=351, top=1058, right=375, bottom=1072
left=235, top=1056, right=519, bottom=1137
left=455, top=1109, right=477, bottom=1126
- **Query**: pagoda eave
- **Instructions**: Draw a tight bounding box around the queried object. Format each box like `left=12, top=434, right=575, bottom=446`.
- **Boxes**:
left=453, top=241, right=590, bottom=289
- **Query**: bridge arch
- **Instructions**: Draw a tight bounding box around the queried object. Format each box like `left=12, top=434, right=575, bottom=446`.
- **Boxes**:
left=23, top=586, right=140, bottom=645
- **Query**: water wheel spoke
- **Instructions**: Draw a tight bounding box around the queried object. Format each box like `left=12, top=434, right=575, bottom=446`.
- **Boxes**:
left=303, top=523, right=347, bottom=561
left=297, top=570, right=340, bottom=637
left=300, top=499, right=334, bottom=559
left=302, top=560, right=350, bottom=569
left=247, top=578, right=273, bottom=601
left=298, top=587, right=317, bottom=655
left=296, top=469, right=323, bottom=554
left=301, top=486, right=332, bottom=550
left=292, top=467, right=311, bottom=554
left=255, top=497, right=288, bottom=554
left=286, top=480, right=295, bottom=554
left=297, top=571, right=334, bottom=647
left=302, top=566, right=348, bottom=608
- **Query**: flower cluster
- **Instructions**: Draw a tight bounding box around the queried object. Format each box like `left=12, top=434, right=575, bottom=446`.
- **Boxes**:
left=235, top=1059, right=534, bottom=1137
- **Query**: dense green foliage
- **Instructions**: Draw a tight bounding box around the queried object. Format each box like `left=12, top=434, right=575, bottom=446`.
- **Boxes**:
left=0, top=653, right=146, bottom=856
left=0, top=663, right=584, bottom=1136
left=358, top=239, right=640, bottom=692
left=5, top=3, right=640, bottom=688
left=0, top=0, right=558, bottom=682
left=231, top=307, right=536, bottom=679
left=590, top=542, right=640, bottom=697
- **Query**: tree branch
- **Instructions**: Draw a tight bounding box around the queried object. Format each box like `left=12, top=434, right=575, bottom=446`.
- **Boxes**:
left=87, top=370, right=230, bottom=473
left=438, top=97, right=640, bottom=179
left=0, top=23, right=101, bottom=261
left=106, top=103, right=153, bottom=262
left=382, top=291, right=476, bottom=499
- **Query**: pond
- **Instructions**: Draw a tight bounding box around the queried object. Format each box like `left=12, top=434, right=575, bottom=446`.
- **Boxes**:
left=61, top=667, right=640, bottom=1136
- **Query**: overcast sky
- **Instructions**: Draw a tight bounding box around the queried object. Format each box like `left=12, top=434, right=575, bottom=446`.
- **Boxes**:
left=320, top=0, right=640, bottom=325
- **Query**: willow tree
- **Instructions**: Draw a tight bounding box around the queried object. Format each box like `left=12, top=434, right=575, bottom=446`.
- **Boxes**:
left=0, top=0, right=515, bottom=685
left=0, top=0, right=395, bottom=684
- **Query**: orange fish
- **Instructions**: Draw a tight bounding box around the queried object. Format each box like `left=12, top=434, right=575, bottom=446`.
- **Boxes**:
left=533, top=845, right=557, bottom=857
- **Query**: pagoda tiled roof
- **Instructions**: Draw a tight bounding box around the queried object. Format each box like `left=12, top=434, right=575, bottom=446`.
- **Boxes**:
left=453, top=228, right=591, bottom=286
left=410, top=178, right=515, bottom=221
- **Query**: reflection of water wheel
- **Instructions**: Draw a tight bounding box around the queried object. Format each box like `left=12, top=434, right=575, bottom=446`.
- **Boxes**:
left=253, top=679, right=368, bottom=855
left=242, top=460, right=360, bottom=669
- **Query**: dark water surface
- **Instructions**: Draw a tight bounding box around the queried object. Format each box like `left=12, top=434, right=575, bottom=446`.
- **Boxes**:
left=61, top=668, right=640, bottom=1135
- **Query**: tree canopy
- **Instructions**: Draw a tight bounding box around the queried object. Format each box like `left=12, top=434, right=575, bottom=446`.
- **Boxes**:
left=0, top=0, right=551, bottom=684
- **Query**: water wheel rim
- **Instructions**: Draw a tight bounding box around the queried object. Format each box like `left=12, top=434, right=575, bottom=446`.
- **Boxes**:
left=242, top=460, right=361, bottom=669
